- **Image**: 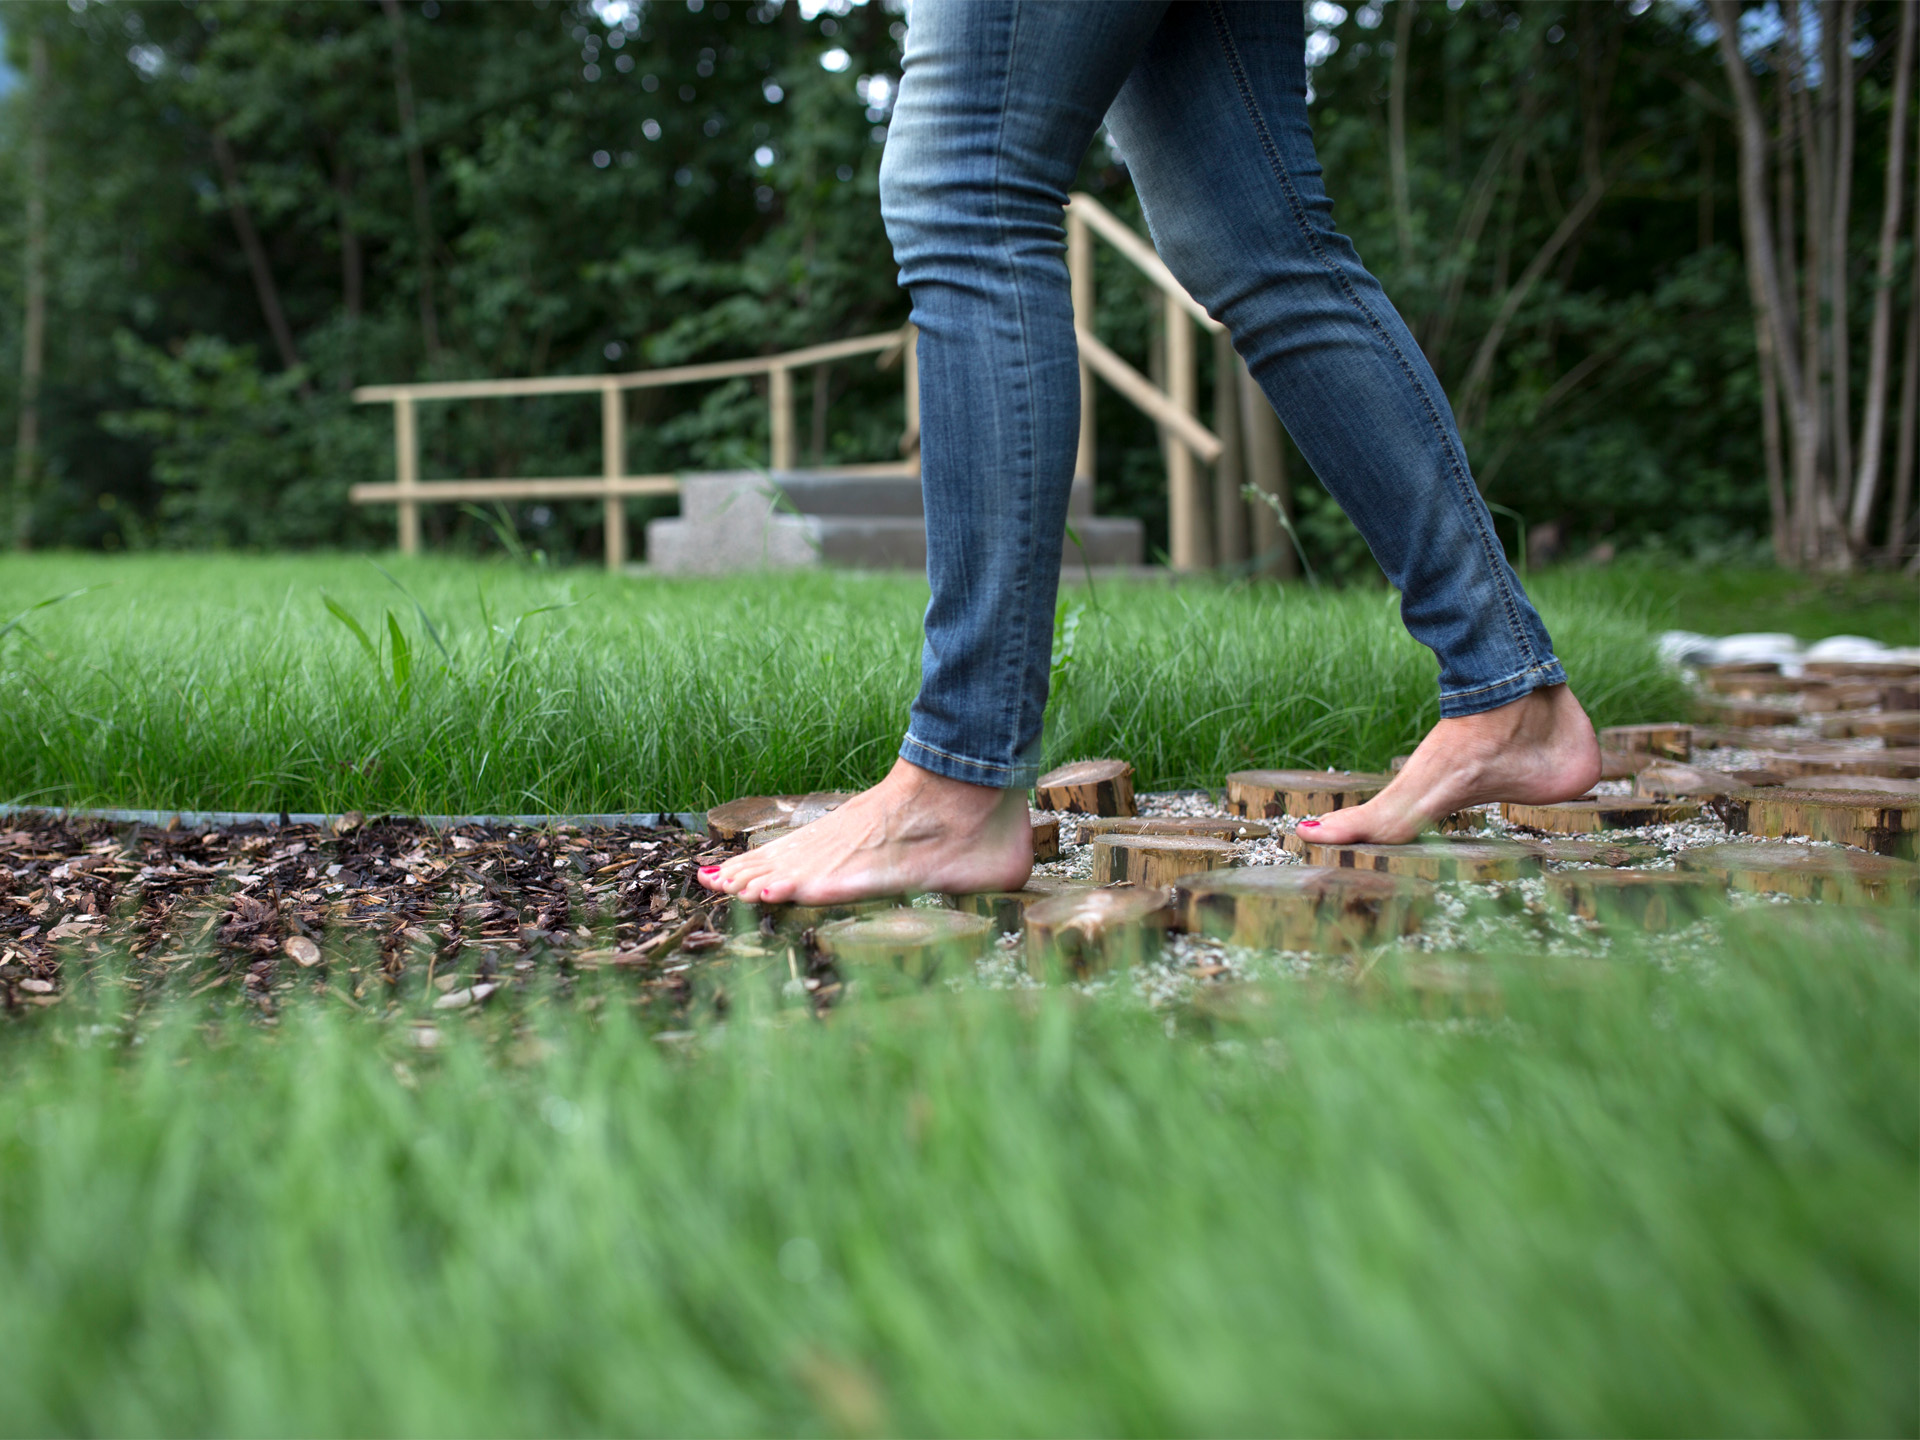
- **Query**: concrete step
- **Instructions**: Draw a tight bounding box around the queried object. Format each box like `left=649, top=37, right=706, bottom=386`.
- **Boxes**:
left=648, top=470, right=1135, bottom=574
left=771, top=470, right=1096, bottom=520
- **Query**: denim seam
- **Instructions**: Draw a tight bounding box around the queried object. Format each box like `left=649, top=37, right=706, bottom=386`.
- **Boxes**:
left=1202, top=0, right=1536, bottom=675
left=1443, top=659, right=1566, bottom=702
left=985, top=1, right=1041, bottom=778
left=901, top=731, right=1022, bottom=779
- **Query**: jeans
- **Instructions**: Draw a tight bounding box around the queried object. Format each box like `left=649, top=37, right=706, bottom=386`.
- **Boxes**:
left=880, top=0, right=1567, bottom=790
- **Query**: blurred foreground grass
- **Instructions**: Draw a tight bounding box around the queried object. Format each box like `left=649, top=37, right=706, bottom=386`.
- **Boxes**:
left=0, top=905, right=1911, bottom=1434
left=0, top=553, right=1687, bottom=814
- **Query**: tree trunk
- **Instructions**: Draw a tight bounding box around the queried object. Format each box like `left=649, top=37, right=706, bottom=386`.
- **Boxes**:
left=1889, top=243, right=1919, bottom=566
left=1714, top=0, right=1814, bottom=566
left=1849, top=0, right=1915, bottom=551
left=381, top=0, right=443, bottom=367
left=210, top=126, right=305, bottom=380
left=1389, top=0, right=1416, bottom=273
left=11, top=32, right=47, bottom=551
left=1828, top=0, right=1857, bottom=522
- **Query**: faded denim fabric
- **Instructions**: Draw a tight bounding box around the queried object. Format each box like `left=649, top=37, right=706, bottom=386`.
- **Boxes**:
left=881, top=0, right=1566, bottom=790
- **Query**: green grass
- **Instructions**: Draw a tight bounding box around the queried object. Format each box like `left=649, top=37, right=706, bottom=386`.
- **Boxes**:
left=0, top=908, right=1912, bottom=1435
left=1569, top=558, right=1920, bottom=648
left=0, top=553, right=1686, bottom=814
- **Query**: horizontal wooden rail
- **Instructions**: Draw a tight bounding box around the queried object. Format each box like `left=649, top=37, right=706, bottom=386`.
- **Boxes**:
left=1076, top=329, right=1223, bottom=463
left=352, top=330, right=906, bottom=404
left=349, top=475, right=681, bottom=504
left=1067, top=192, right=1224, bottom=335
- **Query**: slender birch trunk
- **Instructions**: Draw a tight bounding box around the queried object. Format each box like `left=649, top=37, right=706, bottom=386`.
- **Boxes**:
left=11, top=33, right=47, bottom=551
left=1849, top=0, right=1916, bottom=551
left=1828, top=0, right=1856, bottom=521
left=381, top=0, right=443, bottom=367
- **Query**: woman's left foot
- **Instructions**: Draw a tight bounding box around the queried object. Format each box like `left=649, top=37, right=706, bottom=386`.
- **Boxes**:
left=1299, top=684, right=1601, bottom=846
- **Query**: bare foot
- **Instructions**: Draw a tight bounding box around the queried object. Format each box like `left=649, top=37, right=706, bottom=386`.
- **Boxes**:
left=696, top=757, right=1033, bottom=906
left=1301, top=684, right=1601, bottom=845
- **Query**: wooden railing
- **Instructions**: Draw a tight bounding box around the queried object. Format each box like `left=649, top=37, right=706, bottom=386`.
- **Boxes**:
left=350, top=328, right=918, bottom=572
left=353, top=191, right=1280, bottom=573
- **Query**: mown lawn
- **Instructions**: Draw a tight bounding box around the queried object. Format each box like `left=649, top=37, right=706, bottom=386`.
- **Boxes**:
left=0, top=553, right=1912, bottom=1435
left=0, top=552, right=1686, bottom=815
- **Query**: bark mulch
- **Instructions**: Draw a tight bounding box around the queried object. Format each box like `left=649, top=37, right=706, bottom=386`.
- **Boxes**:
left=0, top=813, right=745, bottom=1025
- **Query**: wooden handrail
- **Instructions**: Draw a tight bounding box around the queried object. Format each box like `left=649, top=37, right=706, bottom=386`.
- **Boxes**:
left=1067, top=192, right=1224, bottom=335
left=1075, top=329, right=1222, bottom=463
left=351, top=329, right=906, bottom=404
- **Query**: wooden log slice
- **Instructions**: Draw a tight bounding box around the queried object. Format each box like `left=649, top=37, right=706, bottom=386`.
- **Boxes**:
left=1178, top=865, right=1431, bottom=953
left=815, top=907, right=995, bottom=995
left=1819, top=712, right=1920, bottom=744
left=1882, top=680, right=1920, bottom=712
left=1548, top=870, right=1727, bottom=932
left=1501, top=799, right=1701, bottom=834
left=1225, top=769, right=1389, bottom=819
left=1034, top=759, right=1135, bottom=817
left=1693, top=697, right=1800, bottom=728
left=1798, top=682, right=1884, bottom=712
left=1091, top=833, right=1237, bottom=890
left=1077, top=815, right=1268, bottom=842
left=1281, top=832, right=1539, bottom=882
left=1598, top=723, right=1694, bottom=760
left=1701, top=670, right=1807, bottom=696
left=947, top=876, right=1091, bottom=934
left=1024, top=887, right=1174, bottom=979
left=1801, top=659, right=1920, bottom=680
left=1030, top=813, right=1060, bottom=862
left=1728, top=789, right=1920, bottom=860
left=1755, top=749, right=1920, bottom=781
left=745, top=896, right=904, bottom=934
left=1675, top=842, right=1920, bottom=902
left=1780, top=773, right=1920, bottom=797
left=1533, top=838, right=1662, bottom=867
left=706, top=791, right=852, bottom=842
left=1600, top=750, right=1648, bottom=780
left=1700, top=660, right=1782, bottom=678
left=1631, top=762, right=1776, bottom=800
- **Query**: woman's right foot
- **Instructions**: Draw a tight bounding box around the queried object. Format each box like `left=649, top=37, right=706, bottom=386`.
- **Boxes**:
left=1299, top=684, right=1601, bottom=846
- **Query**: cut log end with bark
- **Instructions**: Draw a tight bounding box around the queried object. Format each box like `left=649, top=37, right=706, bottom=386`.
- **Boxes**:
left=1818, top=712, right=1920, bottom=745
left=815, top=907, right=995, bottom=995
left=1179, top=865, right=1430, bottom=953
left=947, top=876, right=1092, bottom=934
left=1548, top=869, right=1727, bottom=932
left=1632, top=761, right=1778, bottom=800
left=1034, top=759, right=1135, bottom=817
left=706, top=792, right=852, bottom=842
left=1224, top=769, right=1389, bottom=819
left=1676, top=841, right=1920, bottom=902
left=1726, top=789, right=1920, bottom=860
left=1090, top=833, right=1237, bottom=890
left=1693, top=697, right=1801, bottom=729
left=1024, top=887, right=1174, bottom=979
left=1754, top=749, right=1920, bottom=781
left=1282, top=832, right=1540, bottom=883
left=1598, top=723, right=1694, bottom=761
left=1076, top=815, right=1270, bottom=843
left=1501, top=799, right=1702, bottom=834
left=1030, top=813, right=1060, bottom=862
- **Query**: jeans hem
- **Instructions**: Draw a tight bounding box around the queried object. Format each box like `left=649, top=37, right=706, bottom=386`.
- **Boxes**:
left=899, top=732, right=1035, bottom=791
left=1438, top=659, right=1568, bottom=719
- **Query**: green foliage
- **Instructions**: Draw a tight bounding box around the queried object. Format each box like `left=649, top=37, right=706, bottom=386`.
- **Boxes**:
left=0, top=907, right=1911, bottom=1432
left=0, top=553, right=1686, bottom=814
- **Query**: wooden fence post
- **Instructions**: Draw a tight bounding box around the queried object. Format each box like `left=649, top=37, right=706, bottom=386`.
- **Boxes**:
left=1069, top=209, right=1096, bottom=483
left=1239, top=359, right=1295, bottom=579
left=602, top=384, right=626, bottom=573
left=393, top=393, right=420, bottom=555
left=1165, top=293, right=1208, bottom=570
left=1211, top=330, right=1248, bottom=566
left=769, top=364, right=795, bottom=471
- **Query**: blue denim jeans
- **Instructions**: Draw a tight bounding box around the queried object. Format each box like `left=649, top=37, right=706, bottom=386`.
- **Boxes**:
left=880, top=0, right=1567, bottom=790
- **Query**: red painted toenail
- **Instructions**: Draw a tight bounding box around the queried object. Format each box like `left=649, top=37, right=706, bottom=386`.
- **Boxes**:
left=699, top=866, right=718, bottom=875
left=1299, top=820, right=1321, bottom=828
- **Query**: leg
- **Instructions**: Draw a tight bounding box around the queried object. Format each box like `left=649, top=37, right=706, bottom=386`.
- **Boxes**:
left=702, top=3, right=1168, bottom=904
left=1106, top=2, right=1597, bottom=841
